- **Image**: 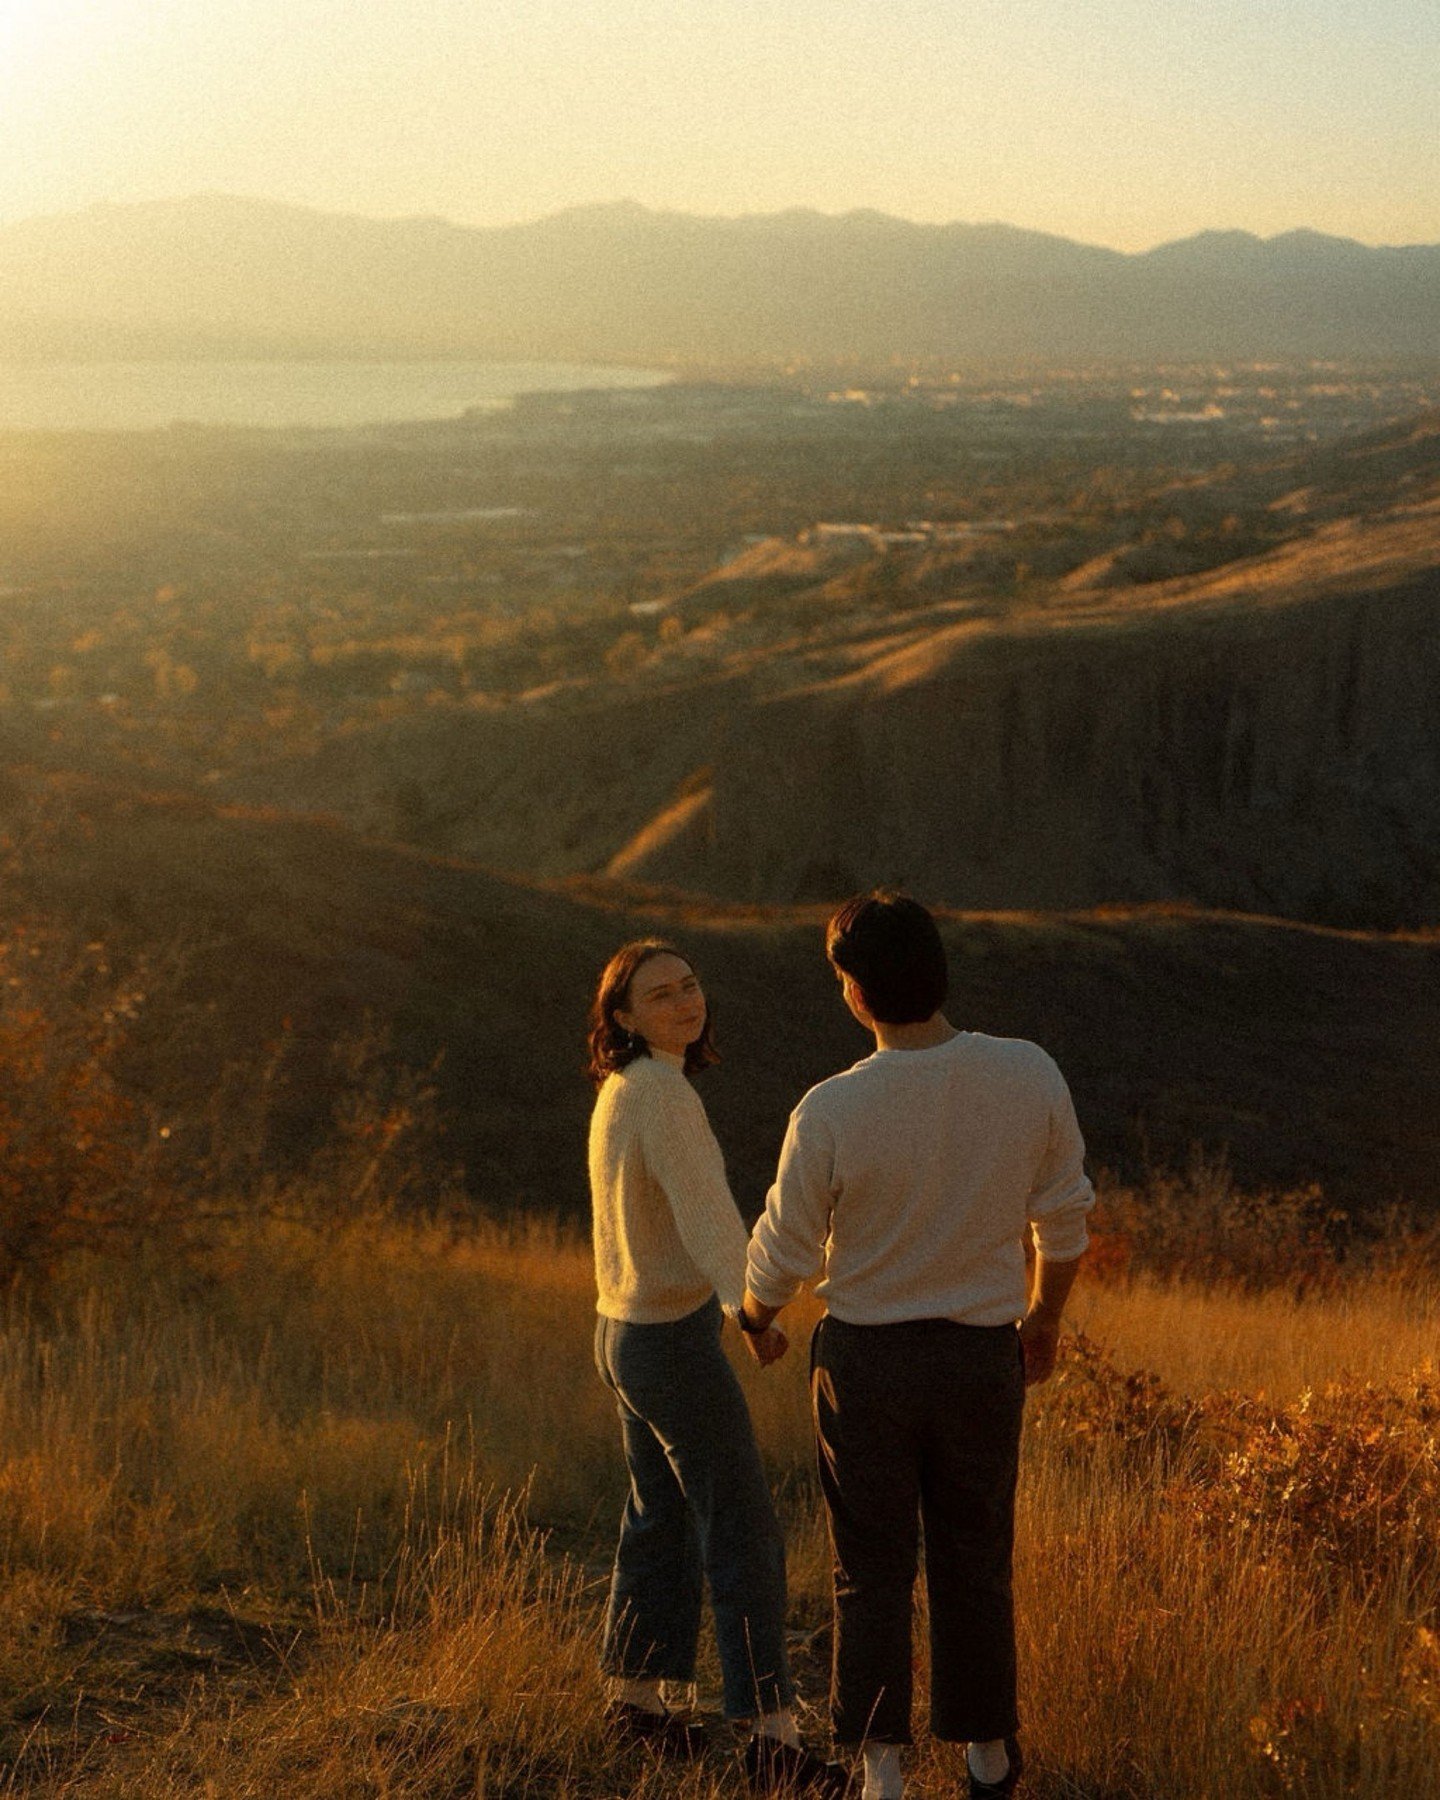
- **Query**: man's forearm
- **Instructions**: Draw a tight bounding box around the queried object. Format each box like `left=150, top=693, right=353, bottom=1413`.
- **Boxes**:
left=1019, top=1250, right=1083, bottom=1387
left=1028, top=1249, right=1082, bottom=1322
left=744, top=1221, right=811, bottom=1321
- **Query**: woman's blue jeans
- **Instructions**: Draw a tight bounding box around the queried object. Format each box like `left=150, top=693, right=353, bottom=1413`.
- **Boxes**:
left=595, top=1295, right=795, bottom=1719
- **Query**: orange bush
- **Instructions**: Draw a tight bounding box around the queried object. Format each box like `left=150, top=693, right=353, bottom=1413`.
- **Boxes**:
left=1037, top=1332, right=1440, bottom=1592
left=0, top=929, right=170, bottom=1283
left=1187, top=1375, right=1440, bottom=1586
left=1032, top=1328, right=1200, bottom=1453
left=1087, top=1153, right=1350, bottom=1292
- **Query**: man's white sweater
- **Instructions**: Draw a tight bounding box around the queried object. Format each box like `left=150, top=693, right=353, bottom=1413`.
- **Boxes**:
left=589, top=1049, right=750, bottom=1323
left=747, top=1031, right=1094, bottom=1326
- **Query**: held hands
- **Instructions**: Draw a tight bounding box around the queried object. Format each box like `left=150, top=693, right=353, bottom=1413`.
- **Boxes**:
left=736, top=1289, right=787, bottom=1366
left=744, top=1323, right=789, bottom=1366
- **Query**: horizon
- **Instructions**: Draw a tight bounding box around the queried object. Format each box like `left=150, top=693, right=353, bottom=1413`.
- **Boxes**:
left=5, top=190, right=1439, bottom=259
left=2, top=0, right=1436, bottom=253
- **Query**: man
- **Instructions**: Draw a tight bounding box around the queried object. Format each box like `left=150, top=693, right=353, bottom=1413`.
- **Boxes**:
left=736, top=892, right=1092, bottom=1800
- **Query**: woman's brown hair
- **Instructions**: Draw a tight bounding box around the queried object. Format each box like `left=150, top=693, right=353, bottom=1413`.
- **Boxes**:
left=586, top=939, right=720, bottom=1088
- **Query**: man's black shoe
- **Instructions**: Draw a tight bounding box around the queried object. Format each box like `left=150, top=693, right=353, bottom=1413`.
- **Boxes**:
left=967, top=1735, right=1023, bottom=1798
left=744, top=1735, right=852, bottom=1798
left=604, top=1701, right=708, bottom=1761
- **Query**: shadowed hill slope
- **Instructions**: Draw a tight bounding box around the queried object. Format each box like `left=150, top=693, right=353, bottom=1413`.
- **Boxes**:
left=217, top=675, right=750, bottom=884
left=6, top=771, right=1438, bottom=1217
left=218, top=424, right=1440, bottom=929
left=626, top=510, right=1440, bottom=924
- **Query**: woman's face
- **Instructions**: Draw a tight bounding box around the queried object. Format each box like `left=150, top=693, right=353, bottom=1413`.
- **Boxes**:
left=616, top=953, right=707, bottom=1059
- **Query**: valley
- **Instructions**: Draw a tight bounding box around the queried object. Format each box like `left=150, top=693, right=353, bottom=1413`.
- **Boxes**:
left=0, top=362, right=1436, bottom=1216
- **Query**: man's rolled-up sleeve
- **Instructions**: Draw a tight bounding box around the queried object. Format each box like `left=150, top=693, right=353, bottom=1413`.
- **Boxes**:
left=746, top=1103, right=835, bottom=1310
left=1027, top=1063, right=1094, bottom=1263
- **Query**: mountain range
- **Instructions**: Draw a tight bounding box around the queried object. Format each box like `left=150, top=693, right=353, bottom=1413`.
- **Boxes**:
left=2, top=196, right=1438, bottom=363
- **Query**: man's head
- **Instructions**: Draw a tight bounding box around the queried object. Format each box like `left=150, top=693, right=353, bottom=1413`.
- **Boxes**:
left=825, top=889, right=948, bottom=1026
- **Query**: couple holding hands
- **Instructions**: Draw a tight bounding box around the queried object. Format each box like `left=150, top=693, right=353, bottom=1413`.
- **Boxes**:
left=587, top=892, right=1093, bottom=1800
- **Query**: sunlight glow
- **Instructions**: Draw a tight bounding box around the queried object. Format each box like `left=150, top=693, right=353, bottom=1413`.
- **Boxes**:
left=1, top=0, right=86, bottom=61
left=0, top=0, right=1436, bottom=248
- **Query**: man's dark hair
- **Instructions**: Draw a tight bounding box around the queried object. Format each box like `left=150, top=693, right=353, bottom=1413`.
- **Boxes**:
left=825, top=889, right=948, bottom=1025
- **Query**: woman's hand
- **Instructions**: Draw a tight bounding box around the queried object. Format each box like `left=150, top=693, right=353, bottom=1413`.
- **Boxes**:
left=745, top=1324, right=789, bottom=1366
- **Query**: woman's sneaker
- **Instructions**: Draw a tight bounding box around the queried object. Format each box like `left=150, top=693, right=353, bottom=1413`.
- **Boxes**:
left=744, top=1734, right=852, bottom=1797
left=604, top=1701, right=708, bottom=1761
left=967, top=1735, right=1023, bottom=1798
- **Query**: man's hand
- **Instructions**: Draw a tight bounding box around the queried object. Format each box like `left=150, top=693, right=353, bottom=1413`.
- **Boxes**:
left=744, top=1324, right=789, bottom=1366
left=736, top=1288, right=784, bottom=1365
left=1018, top=1309, right=1061, bottom=1387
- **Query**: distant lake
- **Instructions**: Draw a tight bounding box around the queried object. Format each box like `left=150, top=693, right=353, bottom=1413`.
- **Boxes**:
left=0, top=360, right=670, bottom=433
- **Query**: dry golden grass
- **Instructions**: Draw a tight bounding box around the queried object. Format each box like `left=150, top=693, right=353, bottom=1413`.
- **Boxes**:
left=0, top=1210, right=1435, bottom=1796
left=1070, top=1267, right=1440, bottom=1399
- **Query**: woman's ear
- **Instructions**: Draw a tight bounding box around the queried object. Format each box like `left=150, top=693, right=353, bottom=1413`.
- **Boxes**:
left=614, top=1008, right=635, bottom=1036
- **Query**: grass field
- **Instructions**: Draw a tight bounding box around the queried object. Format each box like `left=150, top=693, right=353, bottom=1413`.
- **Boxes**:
left=0, top=1206, right=1436, bottom=1797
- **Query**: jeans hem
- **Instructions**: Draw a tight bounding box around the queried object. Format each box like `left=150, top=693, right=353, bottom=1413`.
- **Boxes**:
left=722, top=1685, right=798, bottom=1722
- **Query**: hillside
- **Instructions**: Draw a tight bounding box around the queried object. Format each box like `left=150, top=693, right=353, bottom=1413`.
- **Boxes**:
left=617, top=509, right=1440, bottom=924
left=3, top=197, right=1440, bottom=361
left=216, top=416, right=1440, bottom=929
left=4, top=769, right=1437, bottom=1218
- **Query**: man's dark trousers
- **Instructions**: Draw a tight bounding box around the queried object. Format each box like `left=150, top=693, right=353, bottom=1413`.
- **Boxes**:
left=811, top=1314, right=1025, bottom=1746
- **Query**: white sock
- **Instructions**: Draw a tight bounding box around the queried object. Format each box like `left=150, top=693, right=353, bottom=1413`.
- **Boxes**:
left=967, top=1740, right=1009, bottom=1785
left=614, top=1677, right=665, bottom=1714
left=753, top=1709, right=802, bottom=1748
left=861, top=1740, right=903, bottom=1800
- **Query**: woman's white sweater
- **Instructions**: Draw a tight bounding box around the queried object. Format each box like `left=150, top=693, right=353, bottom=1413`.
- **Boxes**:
left=589, top=1049, right=750, bottom=1323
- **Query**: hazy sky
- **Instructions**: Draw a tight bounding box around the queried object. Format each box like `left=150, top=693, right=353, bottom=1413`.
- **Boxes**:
left=2, top=0, right=1438, bottom=249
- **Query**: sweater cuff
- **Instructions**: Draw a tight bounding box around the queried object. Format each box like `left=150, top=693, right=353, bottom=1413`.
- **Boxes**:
left=745, top=1262, right=803, bottom=1312
left=1031, top=1210, right=1092, bottom=1264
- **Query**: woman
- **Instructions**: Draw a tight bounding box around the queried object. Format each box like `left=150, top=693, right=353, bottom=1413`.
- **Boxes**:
left=587, top=939, right=843, bottom=1795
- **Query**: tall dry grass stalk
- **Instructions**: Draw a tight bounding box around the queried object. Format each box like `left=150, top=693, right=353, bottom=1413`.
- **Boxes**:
left=1071, top=1266, right=1440, bottom=1399
left=0, top=1210, right=1435, bottom=1796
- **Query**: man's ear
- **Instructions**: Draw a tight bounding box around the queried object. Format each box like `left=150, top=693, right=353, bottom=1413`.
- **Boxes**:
left=840, top=972, right=873, bottom=1023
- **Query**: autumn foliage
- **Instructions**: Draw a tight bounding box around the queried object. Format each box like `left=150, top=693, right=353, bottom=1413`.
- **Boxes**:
left=0, top=929, right=169, bottom=1284
left=1042, top=1330, right=1440, bottom=1590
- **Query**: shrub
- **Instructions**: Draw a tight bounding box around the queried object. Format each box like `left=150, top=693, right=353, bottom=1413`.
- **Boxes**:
left=1038, top=1335, right=1440, bottom=1593
left=1087, top=1151, right=1349, bottom=1291
left=1186, top=1375, right=1440, bottom=1587
left=0, top=928, right=171, bottom=1284
left=1031, top=1328, right=1200, bottom=1457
